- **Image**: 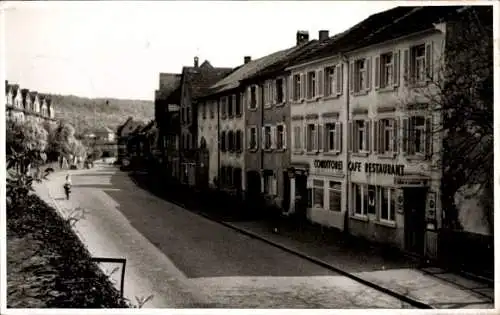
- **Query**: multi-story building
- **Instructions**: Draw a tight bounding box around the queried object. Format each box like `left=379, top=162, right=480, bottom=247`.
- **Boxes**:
left=155, top=73, right=182, bottom=178
left=284, top=5, right=486, bottom=259
left=179, top=58, right=232, bottom=187
left=5, top=80, right=56, bottom=124
left=239, top=31, right=323, bottom=211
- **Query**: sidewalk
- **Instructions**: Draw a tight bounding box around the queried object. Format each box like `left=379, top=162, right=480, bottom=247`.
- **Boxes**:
left=130, top=171, right=495, bottom=309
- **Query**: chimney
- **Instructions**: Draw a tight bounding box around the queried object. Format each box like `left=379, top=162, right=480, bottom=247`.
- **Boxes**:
left=194, top=56, right=199, bottom=68
left=244, top=56, right=251, bottom=64
left=319, top=30, right=329, bottom=41
left=296, top=30, right=309, bottom=46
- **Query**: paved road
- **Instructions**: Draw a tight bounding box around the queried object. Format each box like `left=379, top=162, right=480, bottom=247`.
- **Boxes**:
left=36, top=164, right=415, bottom=308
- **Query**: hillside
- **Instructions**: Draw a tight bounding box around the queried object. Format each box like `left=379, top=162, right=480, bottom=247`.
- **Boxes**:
left=49, top=94, right=154, bottom=134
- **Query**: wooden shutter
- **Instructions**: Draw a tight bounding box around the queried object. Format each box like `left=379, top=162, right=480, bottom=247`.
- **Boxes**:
left=336, top=64, right=343, bottom=96
left=317, top=124, right=323, bottom=152
left=373, top=120, right=379, bottom=154
left=425, top=41, right=433, bottom=81
left=365, top=57, right=371, bottom=91
left=323, top=124, right=329, bottom=152
left=402, top=117, right=409, bottom=155
left=283, top=124, right=287, bottom=149
left=288, top=75, right=293, bottom=101
left=317, top=69, right=324, bottom=97
left=348, top=121, right=353, bottom=152
left=393, top=50, right=400, bottom=87
left=425, top=116, right=433, bottom=159
left=303, top=125, right=308, bottom=152
left=403, top=48, right=410, bottom=86
left=261, top=126, right=266, bottom=149
left=256, top=85, right=261, bottom=108
left=246, top=87, right=251, bottom=109
left=365, top=120, right=371, bottom=152
left=246, top=128, right=251, bottom=149
left=336, top=122, right=342, bottom=153
left=271, top=126, right=276, bottom=149
left=300, top=73, right=306, bottom=101
left=393, top=119, right=398, bottom=153
left=264, top=82, right=269, bottom=106
left=349, top=62, right=355, bottom=94
left=374, top=56, right=380, bottom=90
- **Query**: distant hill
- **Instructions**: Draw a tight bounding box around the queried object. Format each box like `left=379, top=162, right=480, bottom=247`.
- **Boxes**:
left=49, top=94, right=154, bottom=134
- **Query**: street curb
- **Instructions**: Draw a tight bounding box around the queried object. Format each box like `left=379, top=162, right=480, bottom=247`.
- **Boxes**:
left=127, top=174, right=433, bottom=309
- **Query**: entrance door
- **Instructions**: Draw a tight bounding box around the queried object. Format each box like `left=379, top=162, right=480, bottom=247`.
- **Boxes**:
left=246, top=171, right=261, bottom=199
left=294, top=174, right=308, bottom=220
left=404, top=187, right=427, bottom=255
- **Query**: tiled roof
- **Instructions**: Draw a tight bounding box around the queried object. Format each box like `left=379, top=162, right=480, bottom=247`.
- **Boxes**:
left=157, top=73, right=182, bottom=101
left=182, top=61, right=233, bottom=100
left=289, top=6, right=464, bottom=67
left=203, top=46, right=302, bottom=96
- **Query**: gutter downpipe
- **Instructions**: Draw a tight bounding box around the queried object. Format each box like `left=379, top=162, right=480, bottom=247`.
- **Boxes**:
left=341, top=53, right=350, bottom=235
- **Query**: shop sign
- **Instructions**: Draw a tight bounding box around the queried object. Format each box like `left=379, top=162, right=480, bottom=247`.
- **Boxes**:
left=394, top=177, right=427, bottom=186
left=313, top=160, right=343, bottom=171
left=348, top=161, right=405, bottom=176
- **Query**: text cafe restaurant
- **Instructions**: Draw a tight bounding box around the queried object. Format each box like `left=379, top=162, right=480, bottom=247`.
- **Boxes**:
left=289, top=158, right=440, bottom=258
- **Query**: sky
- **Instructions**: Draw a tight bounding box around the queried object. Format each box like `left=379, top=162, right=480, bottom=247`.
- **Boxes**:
left=3, top=1, right=402, bottom=101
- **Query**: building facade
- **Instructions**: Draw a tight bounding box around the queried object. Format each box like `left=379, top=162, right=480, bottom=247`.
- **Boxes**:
left=5, top=80, right=56, bottom=125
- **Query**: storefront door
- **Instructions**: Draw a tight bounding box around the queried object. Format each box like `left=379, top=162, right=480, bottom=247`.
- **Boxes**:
left=295, top=174, right=308, bottom=220
left=404, top=187, right=427, bottom=255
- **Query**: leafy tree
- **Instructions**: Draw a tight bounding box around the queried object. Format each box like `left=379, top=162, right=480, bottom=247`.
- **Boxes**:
left=399, top=7, right=493, bottom=233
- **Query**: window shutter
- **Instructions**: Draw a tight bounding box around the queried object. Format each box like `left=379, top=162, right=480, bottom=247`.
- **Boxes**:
left=336, top=122, right=342, bottom=153
left=374, top=56, right=380, bottom=90
left=288, top=76, right=293, bottom=101
left=365, top=120, right=371, bottom=152
left=264, top=82, right=269, bottom=106
left=303, top=125, right=308, bottom=152
left=336, top=64, right=343, bottom=96
left=300, top=73, right=306, bottom=101
left=246, top=87, right=251, bottom=108
left=393, top=119, right=398, bottom=153
left=402, top=117, right=409, bottom=155
left=365, top=57, right=371, bottom=91
left=373, top=120, right=379, bottom=154
left=317, top=124, right=323, bottom=152
left=425, top=41, right=433, bottom=81
left=349, top=62, right=355, bottom=94
left=246, top=128, right=251, bottom=150
left=283, top=124, right=287, bottom=149
left=272, top=81, right=277, bottom=104
left=323, top=124, right=329, bottom=152
left=425, top=116, right=433, bottom=159
left=317, top=69, right=324, bottom=97
left=271, top=126, right=276, bottom=149
left=348, top=121, right=353, bottom=153
left=272, top=175, right=278, bottom=196
left=261, top=126, right=266, bottom=149
left=403, top=49, right=410, bottom=85
left=393, top=50, right=400, bottom=87
left=257, top=85, right=261, bottom=108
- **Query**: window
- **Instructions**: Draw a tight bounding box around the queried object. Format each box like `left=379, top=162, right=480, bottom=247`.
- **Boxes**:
left=235, top=93, right=242, bottom=116
left=293, top=74, right=301, bottom=101
left=353, top=183, right=365, bottom=216
left=329, top=181, right=342, bottom=212
left=366, top=185, right=376, bottom=215
left=275, top=78, right=284, bottom=103
left=220, top=131, right=226, bottom=152
left=293, top=126, right=302, bottom=150
left=413, top=44, right=426, bottom=83
left=325, top=66, right=335, bottom=96
left=307, top=71, right=316, bottom=99
left=375, top=119, right=396, bottom=154
left=307, top=124, right=317, bottom=152
left=248, top=127, right=257, bottom=150
left=351, top=120, right=370, bottom=153
left=312, top=179, right=324, bottom=208
left=409, top=116, right=426, bottom=155
left=221, top=97, right=227, bottom=118
left=249, top=86, right=257, bottom=109
left=379, top=187, right=396, bottom=222
left=263, top=126, right=272, bottom=150
left=264, top=81, right=272, bottom=107
left=228, top=131, right=234, bottom=152
left=202, top=103, right=207, bottom=119
left=210, top=101, right=215, bottom=119
left=235, top=130, right=242, bottom=152
left=351, top=58, right=370, bottom=93
left=228, top=95, right=234, bottom=117
left=381, top=53, right=393, bottom=88
left=325, top=122, right=342, bottom=153
left=276, top=124, right=285, bottom=150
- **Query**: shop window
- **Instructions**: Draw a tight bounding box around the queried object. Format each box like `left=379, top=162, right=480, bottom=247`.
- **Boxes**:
left=366, top=185, right=376, bottom=215
left=379, top=187, right=396, bottom=222
left=353, top=183, right=366, bottom=216
left=328, top=181, right=342, bottom=211
left=312, top=179, right=324, bottom=208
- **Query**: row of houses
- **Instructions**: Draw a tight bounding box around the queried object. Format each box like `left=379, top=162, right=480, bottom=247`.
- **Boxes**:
left=127, top=6, right=491, bottom=261
left=5, top=80, right=57, bottom=125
